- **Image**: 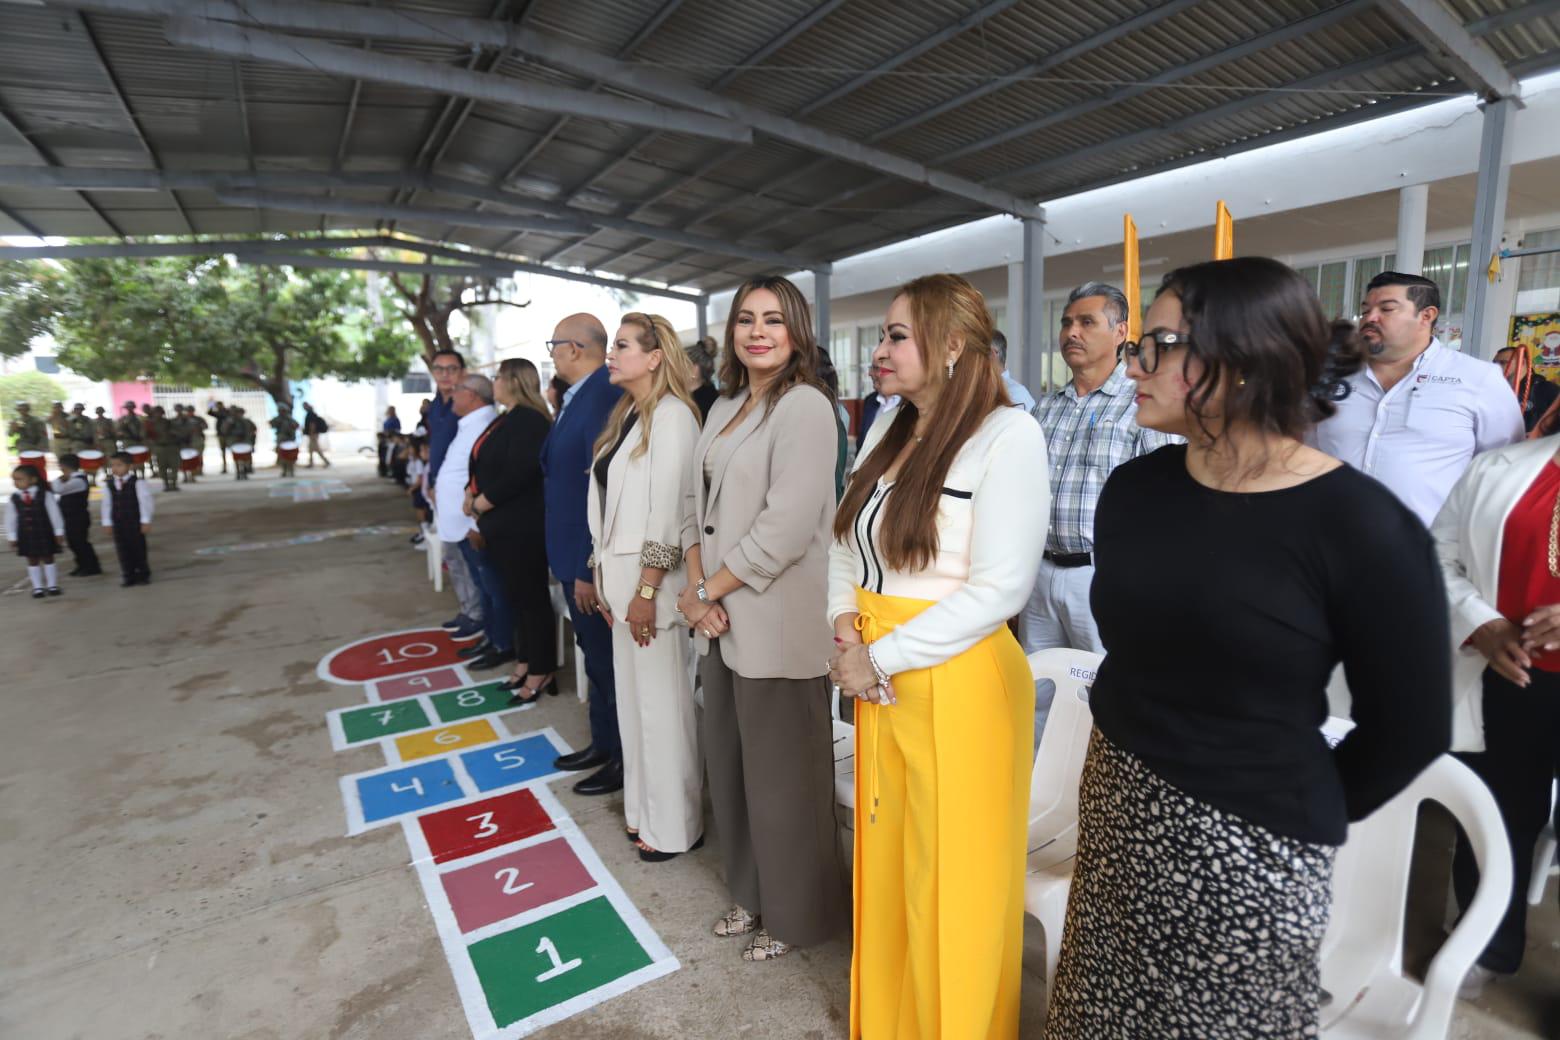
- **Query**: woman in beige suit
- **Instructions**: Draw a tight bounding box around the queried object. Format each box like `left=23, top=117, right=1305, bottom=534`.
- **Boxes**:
left=676, top=276, right=847, bottom=962
left=588, top=312, right=704, bottom=861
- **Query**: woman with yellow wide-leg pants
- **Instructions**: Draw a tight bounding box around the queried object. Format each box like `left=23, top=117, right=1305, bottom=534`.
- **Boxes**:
left=826, top=274, right=1049, bottom=1040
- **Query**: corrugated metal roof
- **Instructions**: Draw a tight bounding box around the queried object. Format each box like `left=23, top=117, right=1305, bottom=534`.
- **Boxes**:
left=0, top=0, right=1554, bottom=293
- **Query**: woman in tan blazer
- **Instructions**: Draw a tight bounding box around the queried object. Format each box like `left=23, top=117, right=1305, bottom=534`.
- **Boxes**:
left=676, top=276, right=847, bottom=962
left=588, top=312, right=704, bottom=861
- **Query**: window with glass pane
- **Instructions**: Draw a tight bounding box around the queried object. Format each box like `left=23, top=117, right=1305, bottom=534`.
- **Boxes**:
left=1352, top=256, right=1385, bottom=313
left=1450, top=243, right=1471, bottom=316
left=1317, top=261, right=1348, bottom=318
left=991, top=305, right=1007, bottom=333
left=831, top=328, right=859, bottom=399
left=1296, top=265, right=1321, bottom=294
left=1422, top=245, right=1456, bottom=316
left=1517, top=229, right=1560, bottom=293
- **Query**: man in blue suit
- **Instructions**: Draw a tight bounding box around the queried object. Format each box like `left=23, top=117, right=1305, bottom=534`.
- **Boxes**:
left=542, top=313, right=625, bottom=795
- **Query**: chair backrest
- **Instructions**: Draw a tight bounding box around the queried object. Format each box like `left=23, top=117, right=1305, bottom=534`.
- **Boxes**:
left=1320, top=751, right=1513, bottom=1037
left=1026, top=648, right=1103, bottom=846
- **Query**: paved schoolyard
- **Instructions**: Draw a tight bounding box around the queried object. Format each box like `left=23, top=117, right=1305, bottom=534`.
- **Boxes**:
left=0, top=457, right=1551, bottom=1038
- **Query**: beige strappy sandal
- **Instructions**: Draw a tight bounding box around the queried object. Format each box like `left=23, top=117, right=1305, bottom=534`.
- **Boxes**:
left=742, top=929, right=793, bottom=961
left=713, top=905, right=757, bottom=937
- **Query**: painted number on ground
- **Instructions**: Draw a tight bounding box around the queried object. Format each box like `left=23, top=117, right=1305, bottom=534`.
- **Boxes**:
left=459, top=735, right=562, bottom=793
left=338, top=699, right=431, bottom=744
left=430, top=682, right=514, bottom=723
left=467, top=896, right=655, bottom=1029
left=377, top=667, right=467, bottom=701
left=438, top=836, right=596, bottom=933
left=318, top=629, right=466, bottom=684
left=417, top=788, right=553, bottom=865
left=356, top=759, right=464, bottom=823
left=395, top=718, right=500, bottom=762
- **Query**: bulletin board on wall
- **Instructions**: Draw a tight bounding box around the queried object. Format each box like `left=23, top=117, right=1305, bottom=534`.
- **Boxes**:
left=1510, top=312, right=1560, bottom=378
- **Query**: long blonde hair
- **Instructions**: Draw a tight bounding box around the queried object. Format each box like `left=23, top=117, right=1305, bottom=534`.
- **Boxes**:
left=495, top=357, right=551, bottom=423
left=593, top=312, right=701, bottom=462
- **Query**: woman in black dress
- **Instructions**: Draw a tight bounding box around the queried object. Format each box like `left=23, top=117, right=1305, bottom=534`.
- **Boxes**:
left=1044, top=257, right=1452, bottom=1039
left=467, top=358, right=558, bottom=703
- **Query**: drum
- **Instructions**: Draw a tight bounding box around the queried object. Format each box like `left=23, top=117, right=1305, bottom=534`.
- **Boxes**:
left=179, top=447, right=200, bottom=473
left=127, top=445, right=150, bottom=466
left=230, top=442, right=253, bottom=462
left=77, top=449, right=105, bottom=472
left=277, top=440, right=299, bottom=462
left=17, top=450, right=46, bottom=483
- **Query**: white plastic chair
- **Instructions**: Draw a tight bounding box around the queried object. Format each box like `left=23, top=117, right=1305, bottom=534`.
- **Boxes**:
left=831, top=685, right=857, bottom=867
left=1318, top=751, right=1514, bottom=1040
left=1021, top=648, right=1103, bottom=990
left=424, top=524, right=443, bottom=591
left=1529, top=780, right=1557, bottom=906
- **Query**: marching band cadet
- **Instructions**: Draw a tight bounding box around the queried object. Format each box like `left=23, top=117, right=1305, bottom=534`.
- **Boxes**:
left=7, top=464, right=65, bottom=599
left=53, top=454, right=102, bottom=577
left=117, top=403, right=145, bottom=476
left=9, top=401, right=50, bottom=455
left=65, top=404, right=93, bottom=457
left=47, top=402, right=71, bottom=455
left=93, top=406, right=118, bottom=451
left=271, top=404, right=300, bottom=477
left=149, top=406, right=180, bottom=492
left=102, top=452, right=153, bottom=586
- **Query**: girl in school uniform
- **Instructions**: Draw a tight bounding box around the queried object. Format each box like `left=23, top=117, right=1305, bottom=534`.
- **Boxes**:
left=6, top=465, right=65, bottom=599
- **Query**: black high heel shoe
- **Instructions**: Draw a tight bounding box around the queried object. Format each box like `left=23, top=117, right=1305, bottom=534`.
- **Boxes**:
left=506, top=675, right=558, bottom=706
left=499, top=672, right=529, bottom=692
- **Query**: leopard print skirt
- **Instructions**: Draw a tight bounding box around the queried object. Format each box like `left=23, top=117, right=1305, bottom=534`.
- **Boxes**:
left=1043, top=730, right=1336, bottom=1040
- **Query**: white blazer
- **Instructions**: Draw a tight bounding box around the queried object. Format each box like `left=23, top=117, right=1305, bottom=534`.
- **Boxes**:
left=587, top=397, right=701, bottom=629
left=1430, top=434, right=1560, bottom=752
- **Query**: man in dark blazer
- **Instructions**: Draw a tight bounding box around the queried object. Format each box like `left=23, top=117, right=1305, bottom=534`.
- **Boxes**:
left=542, top=313, right=625, bottom=795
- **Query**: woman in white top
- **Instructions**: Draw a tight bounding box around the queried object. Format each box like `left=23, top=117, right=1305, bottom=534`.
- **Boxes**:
left=587, top=312, right=704, bottom=860
left=827, top=273, right=1049, bottom=1039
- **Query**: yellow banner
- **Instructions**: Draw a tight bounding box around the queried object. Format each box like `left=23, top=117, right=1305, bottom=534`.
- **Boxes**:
left=1214, top=200, right=1235, bottom=260
left=1123, top=214, right=1141, bottom=342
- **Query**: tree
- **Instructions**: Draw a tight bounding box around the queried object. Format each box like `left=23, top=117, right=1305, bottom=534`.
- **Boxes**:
left=0, top=371, right=66, bottom=427
left=0, top=256, right=421, bottom=410
left=385, top=268, right=529, bottom=364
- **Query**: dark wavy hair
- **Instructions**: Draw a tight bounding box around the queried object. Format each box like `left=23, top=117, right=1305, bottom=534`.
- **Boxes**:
left=1154, top=257, right=1361, bottom=448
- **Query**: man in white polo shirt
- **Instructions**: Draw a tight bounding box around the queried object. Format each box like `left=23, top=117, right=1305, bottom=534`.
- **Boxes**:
left=1314, top=271, right=1523, bottom=528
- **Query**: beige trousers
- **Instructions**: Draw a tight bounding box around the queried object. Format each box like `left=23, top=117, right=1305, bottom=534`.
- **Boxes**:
left=612, top=620, right=702, bottom=852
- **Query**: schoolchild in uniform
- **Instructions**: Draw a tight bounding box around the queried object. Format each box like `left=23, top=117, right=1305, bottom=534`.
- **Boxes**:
left=406, top=437, right=430, bottom=545
left=52, top=454, right=102, bottom=577
left=102, top=452, right=154, bottom=586
left=227, top=407, right=258, bottom=480
left=6, top=465, right=65, bottom=599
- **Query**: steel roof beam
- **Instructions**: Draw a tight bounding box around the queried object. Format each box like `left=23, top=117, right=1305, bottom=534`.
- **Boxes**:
left=160, top=17, right=754, bottom=144
left=0, top=202, right=47, bottom=238
left=794, top=0, right=1023, bottom=119
left=0, top=105, right=126, bottom=238
left=866, top=0, right=1202, bottom=143
left=54, top=0, right=1039, bottom=218
left=1377, top=0, right=1522, bottom=100
left=942, top=0, right=1379, bottom=166
left=212, top=189, right=594, bottom=235
left=993, top=44, right=1423, bottom=185
left=73, top=10, right=195, bottom=233
left=0, top=234, right=705, bottom=301
left=1467, top=0, right=1560, bottom=35
left=0, top=166, right=828, bottom=269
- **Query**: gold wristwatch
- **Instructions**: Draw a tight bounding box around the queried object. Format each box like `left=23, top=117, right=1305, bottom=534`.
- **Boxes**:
left=637, top=582, right=659, bottom=600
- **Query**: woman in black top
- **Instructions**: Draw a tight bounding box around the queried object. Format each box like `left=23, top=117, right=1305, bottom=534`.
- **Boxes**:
left=467, top=358, right=558, bottom=703
left=1044, top=257, right=1451, bottom=1040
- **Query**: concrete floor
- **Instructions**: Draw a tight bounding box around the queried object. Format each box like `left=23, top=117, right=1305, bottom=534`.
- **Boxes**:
left=0, top=456, right=1554, bottom=1039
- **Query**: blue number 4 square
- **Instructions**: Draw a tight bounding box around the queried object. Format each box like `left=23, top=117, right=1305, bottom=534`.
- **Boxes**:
left=358, top=759, right=465, bottom=822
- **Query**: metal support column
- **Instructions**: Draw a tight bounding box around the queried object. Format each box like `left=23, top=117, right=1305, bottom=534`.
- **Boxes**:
left=814, top=269, right=831, bottom=358
left=696, top=295, right=709, bottom=344
left=1021, top=217, right=1046, bottom=399
left=1466, top=98, right=1516, bottom=359
left=1395, top=183, right=1429, bottom=275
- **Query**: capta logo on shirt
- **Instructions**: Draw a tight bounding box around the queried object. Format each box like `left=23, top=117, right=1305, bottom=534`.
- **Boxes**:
left=1415, top=374, right=1462, bottom=386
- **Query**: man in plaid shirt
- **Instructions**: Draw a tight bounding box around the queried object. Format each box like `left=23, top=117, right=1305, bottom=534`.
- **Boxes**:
left=1023, top=281, right=1177, bottom=739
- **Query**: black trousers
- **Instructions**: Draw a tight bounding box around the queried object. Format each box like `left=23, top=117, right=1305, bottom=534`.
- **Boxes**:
left=484, top=525, right=558, bottom=676
left=112, top=524, right=150, bottom=582
left=1453, top=666, right=1560, bottom=974
left=64, top=510, right=100, bottom=574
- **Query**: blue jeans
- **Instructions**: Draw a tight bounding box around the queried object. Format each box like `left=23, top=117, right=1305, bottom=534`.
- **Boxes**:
left=458, top=539, right=513, bottom=654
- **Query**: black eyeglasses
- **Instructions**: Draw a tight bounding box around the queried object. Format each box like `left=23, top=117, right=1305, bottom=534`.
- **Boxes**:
left=544, top=339, right=581, bottom=356
left=1123, top=330, right=1194, bottom=374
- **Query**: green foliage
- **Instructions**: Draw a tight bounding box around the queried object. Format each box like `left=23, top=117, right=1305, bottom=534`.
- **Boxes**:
left=0, top=371, right=66, bottom=423
left=0, top=255, right=422, bottom=407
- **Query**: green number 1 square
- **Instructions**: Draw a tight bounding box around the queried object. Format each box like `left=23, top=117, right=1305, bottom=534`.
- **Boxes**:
left=338, top=699, right=430, bottom=744
left=430, top=682, right=511, bottom=723
left=468, top=896, right=653, bottom=1028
